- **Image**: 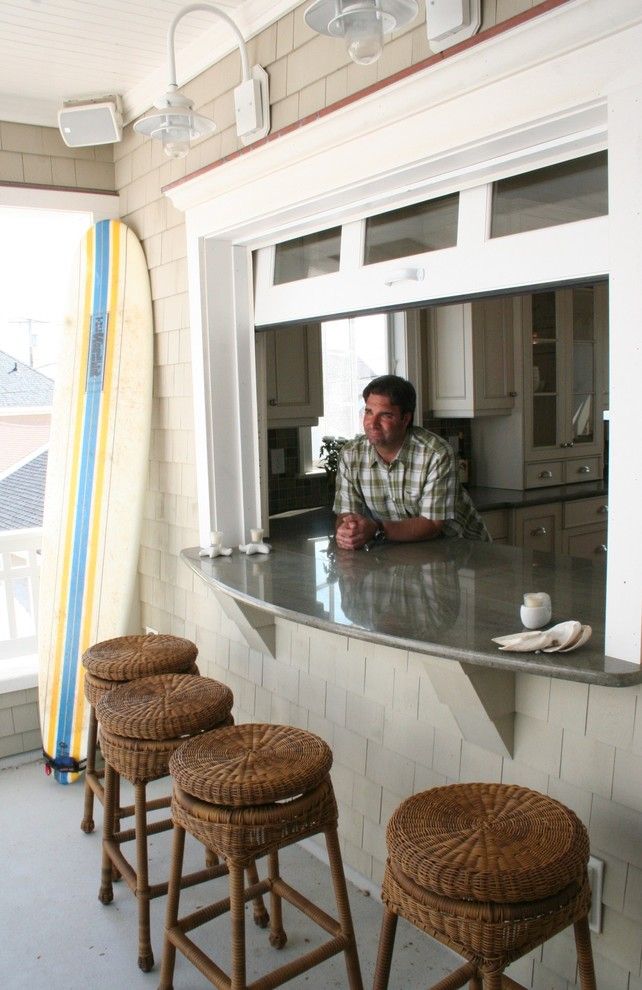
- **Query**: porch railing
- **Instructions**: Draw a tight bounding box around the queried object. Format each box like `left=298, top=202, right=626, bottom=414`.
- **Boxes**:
left=0, top=528, right=41, bottom=662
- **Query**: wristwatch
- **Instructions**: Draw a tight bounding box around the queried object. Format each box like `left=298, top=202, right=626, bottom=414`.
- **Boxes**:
left=372, top=523, right=386, bottom=544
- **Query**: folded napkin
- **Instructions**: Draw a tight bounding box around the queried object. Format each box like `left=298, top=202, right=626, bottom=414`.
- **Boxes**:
left=492, top=620, right=592, bottom=653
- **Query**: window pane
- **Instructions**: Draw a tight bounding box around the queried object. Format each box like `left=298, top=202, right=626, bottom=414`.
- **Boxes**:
left=491, top=151, right=607, bottom=238
left=364, top=194, right=459, bottom=265
left=310, top=314, right=390, bottom=467
left=273, top=228, right=341, bottom=284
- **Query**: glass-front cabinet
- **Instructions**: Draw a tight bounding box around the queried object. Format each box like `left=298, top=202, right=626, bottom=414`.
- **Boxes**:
left=522, top=283, right=606, bottom=485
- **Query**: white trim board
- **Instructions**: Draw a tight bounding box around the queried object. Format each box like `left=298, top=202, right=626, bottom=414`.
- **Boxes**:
left=167, top=0, right=642, bottom=663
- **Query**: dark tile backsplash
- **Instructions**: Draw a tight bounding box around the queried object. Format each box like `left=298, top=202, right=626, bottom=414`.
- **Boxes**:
left=267, top=419, right=472, bottom=517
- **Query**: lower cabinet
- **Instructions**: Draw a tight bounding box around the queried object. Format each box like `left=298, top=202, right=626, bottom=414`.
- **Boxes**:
left=480, top=495, right=607, bottom=558
left=513, top=504, right=562, bottom=554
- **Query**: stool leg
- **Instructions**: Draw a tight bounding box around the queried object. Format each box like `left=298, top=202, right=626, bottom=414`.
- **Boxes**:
left=229, top=860, right=247, bottom=990
left=325, top=825, right=363, bottom=990
left=134, top=780, right=154, bottom=973
left=469, top=975, right=483, bottom=990
left=574, top=915, right=597, bottom=990
left=373, top=906, right=398, bottom=990
left=267, top=849, right=287, bottom=949
left=246, top=861, right=270, bottom=928
left=158, top=823, right=186, bottom=990
left=482, top=970, right=503, bottom=990
left=81, top=706, right=99, bottom=833
left=98, top=762, right=116, bottom=905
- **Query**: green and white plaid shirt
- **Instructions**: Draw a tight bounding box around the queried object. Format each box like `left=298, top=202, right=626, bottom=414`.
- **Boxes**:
left=333, top=427, right=490, bottom=542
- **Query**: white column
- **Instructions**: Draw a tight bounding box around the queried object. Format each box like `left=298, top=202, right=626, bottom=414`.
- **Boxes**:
left=605, top=85, right=642, bottom=663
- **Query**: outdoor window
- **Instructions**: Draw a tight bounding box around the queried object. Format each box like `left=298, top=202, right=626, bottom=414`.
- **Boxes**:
left=490, top=151, right=607, bottom=238
left=273, top=227, right=341, bottom=284
left=363, top=193, right=459, bottom=265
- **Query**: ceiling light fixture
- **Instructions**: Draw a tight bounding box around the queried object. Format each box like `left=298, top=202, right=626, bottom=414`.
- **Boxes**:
left=134, top=2, right=270, bottom=160
left=304, top=0, right=418, bottom=66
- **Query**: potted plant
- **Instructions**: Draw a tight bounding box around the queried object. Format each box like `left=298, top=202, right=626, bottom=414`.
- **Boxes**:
left=319, top=435, right=348, bottom=508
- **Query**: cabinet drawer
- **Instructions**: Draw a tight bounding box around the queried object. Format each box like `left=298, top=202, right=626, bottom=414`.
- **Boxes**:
left=514, top=504, right=562, bottom=553
left=480, top=509, right=511, bottom=541
left=563, top=456, right=600, bottom=484
left=564, top=496, right=608, bottom=529
left=563, top=526, right=608, bottom=560
left=525, top=460, right=563, bottom=488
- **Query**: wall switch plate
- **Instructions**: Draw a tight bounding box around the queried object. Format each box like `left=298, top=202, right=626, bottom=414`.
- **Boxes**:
left=271, top=448, right=285, bottom=474
left=587, top=855, right=604, bottom=933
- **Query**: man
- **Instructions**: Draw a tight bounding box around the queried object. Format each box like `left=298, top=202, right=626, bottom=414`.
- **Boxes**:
left=333, top=375, right=489, bottom=550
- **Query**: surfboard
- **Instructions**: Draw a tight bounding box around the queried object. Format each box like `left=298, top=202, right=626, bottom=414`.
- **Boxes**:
left=38, top=219, right=153, bottom=784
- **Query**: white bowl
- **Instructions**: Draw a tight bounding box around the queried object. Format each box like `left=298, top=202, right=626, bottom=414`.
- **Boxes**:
left=520, top=603, right=552, bottom=630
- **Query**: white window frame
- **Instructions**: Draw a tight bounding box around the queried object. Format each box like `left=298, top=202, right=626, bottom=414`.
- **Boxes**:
left=167, top=1, right=642, bottom=663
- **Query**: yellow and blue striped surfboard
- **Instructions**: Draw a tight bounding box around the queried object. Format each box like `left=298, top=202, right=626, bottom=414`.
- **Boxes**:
left=38, top=220, right=152, bottom=783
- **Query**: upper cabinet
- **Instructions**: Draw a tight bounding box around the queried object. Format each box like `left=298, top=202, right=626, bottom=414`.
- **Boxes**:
left=473, top=282, right=608, bottom=490
left=264, top=323, right=323, bottom=427
left=424, top=297, right=514, bottom=418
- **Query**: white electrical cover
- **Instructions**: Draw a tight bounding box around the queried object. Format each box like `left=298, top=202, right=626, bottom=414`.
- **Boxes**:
left=427, top=0, right=481, bottom=53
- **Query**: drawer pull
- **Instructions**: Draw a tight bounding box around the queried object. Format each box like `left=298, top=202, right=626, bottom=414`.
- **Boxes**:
left=560, top=441, right=576, bottom=449
left=538, top=470, right=553, bottom=479
left=578, top=465, right=591, bottom=474
left=268, top=398, right=277, bottom=406
left=597, top=544, right=607, bottom=553
left=531, top=526, right=547, bottom=537
left=598, top=504, right=608, bottom=514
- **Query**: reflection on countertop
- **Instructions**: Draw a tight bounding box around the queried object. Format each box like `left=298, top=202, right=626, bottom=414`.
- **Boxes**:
left=181, top=509, right=639, bottom=687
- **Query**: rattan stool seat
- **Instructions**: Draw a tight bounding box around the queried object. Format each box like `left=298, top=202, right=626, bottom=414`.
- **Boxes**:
left=170, top=721, right=333, bottom=806
left=80, top=633, right=200, bottom=834
left=96, top=673, right=235, bottom=973
left=82, top=633, right=197, bottom=681
left=386, top=783, right=589, bottom=904
left=373, top=782, right=596, bottom=990
left=96, top=673, right=232, bottom=742
left=158, top=723, right=363, bottom=990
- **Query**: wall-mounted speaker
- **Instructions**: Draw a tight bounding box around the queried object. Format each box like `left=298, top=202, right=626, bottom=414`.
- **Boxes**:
left=58, top=97, right=123, bottom=148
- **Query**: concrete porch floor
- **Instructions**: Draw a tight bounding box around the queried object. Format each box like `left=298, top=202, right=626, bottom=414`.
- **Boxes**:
left=0, top=752, right=457, bottom=990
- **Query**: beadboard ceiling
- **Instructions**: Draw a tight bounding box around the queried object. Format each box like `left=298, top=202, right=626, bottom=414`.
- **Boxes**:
left=0, top=0, right=300, bottom=129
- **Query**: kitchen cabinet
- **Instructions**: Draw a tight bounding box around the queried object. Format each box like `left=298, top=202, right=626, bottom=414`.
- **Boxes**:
left=513, top=504, right=562, bottom=554
left=523, top=284, right=605, bottom=485
left=562, top=495, right=608, bottom=560
left=472, top=283, right=607, bottom=490
left=479, top=509, right=512, bottom=545
left=424, top=297, right=514, bottom=417
left=265, top=323, right=323, bottom=427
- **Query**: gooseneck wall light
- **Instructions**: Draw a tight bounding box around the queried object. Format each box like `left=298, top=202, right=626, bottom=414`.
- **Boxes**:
left=134, top=2, right=270, bottom=159
left=304, top=0, right=418, bottom=65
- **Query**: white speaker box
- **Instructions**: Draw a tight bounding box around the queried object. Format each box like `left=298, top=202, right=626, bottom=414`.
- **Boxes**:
left=58, top=98, right=123, bottom=148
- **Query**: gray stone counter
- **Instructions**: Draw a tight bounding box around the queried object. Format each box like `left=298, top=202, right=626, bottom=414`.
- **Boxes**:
left=181, top=528, right=639, bottom=687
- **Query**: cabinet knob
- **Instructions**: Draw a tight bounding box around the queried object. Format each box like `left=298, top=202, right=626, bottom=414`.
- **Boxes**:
left=509, top=391, right=517, bottom=397
left=597, top=544, right=608, bottom=553
left=598, top=504, right=608, bottom=514
left=268, top=398, right=277, bottom=406
left=578, top=465, right=591, bottom=474
left=538, top=470, right=553, bottom=479
left=560, top=442, right=570, bottom=448
left=531, top=526, right=547, bottom=537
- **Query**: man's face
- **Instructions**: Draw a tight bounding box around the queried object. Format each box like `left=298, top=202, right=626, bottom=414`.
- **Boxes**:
left=362, top=392, right=411, bottom=451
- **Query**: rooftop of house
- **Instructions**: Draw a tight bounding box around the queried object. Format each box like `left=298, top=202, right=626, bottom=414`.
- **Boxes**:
left=0, top=450, right=47, bottom=531
left=0, top=350, right=54, bottom=409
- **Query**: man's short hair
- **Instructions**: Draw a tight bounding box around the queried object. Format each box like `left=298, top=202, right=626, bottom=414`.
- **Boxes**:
left=362, top=375, right=416, bottom=419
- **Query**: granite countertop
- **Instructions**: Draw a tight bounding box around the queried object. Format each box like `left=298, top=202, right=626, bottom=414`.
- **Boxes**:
left=467, top=480, right=607, bottom=512
left=182, top=513, right=639, bottom=687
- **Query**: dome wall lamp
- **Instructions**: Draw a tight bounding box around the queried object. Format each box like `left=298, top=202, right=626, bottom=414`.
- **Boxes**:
left=304, top=0, right=418, bottom=66
left=134, top=2, right=270, bottom=159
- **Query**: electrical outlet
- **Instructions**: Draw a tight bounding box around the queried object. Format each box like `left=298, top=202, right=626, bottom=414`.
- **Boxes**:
left=587, top=855, right=604, bottom=933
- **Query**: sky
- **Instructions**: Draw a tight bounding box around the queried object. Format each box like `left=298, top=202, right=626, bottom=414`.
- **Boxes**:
left=0, top=207, right=91, bottom=378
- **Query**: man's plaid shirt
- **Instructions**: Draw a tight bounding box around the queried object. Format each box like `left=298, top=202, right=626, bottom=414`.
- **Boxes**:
left=333, top=427, right=490, bottom=542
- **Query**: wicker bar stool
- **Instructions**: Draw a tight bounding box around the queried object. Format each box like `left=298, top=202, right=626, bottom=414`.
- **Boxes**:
left=95, top=672, right=237, bottom=972
left=158, top=722, right=364, bottom=990
left=373, top=782, right=597, bottom=990
left=81, top=633, right=198, bottom=833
